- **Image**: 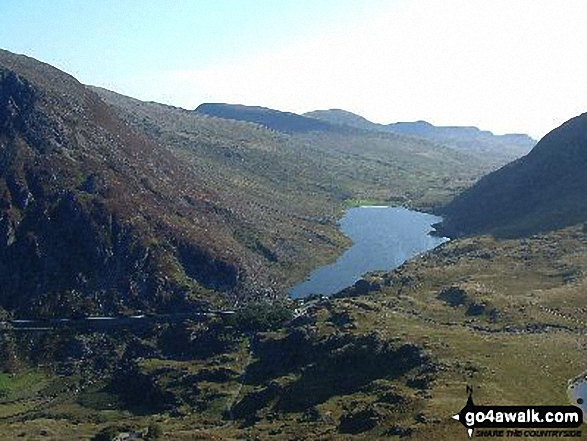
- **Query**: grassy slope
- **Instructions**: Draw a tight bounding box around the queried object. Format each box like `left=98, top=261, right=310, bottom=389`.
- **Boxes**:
left=221, top=226, right=586, bottom=439
left=296, top=130, right=487, bottom=210
left=1, top=228, right=585, bottom=440
left=91, top=87, right=494, bottom=289
left=92, top=87, right=492, bottom=209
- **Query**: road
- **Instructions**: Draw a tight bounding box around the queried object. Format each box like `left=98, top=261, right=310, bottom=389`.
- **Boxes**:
left=0, top=310, right=235, bottom=332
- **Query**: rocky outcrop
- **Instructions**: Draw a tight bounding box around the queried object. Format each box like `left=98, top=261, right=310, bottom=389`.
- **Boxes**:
left=0, top=49, right=276, bottom=317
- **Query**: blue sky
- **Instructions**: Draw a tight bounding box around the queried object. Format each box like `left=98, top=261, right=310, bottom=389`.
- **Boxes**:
left=2, top=0, right=587, bottom=139
left=0, top=0, right=378, bottom=84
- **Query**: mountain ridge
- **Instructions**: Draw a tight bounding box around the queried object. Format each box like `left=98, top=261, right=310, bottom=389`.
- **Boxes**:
left=305, top=108, right=536, bottom=164
left=0, top=49, right=282, bottom=317
left=195, top=102, right=334, bottom=133
left=437, top=111, right=587, bottom=237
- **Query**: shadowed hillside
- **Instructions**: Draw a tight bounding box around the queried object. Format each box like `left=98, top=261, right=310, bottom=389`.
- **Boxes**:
left=0, top=50, right=299, bottom=317
left=438, top=112, right=587, bottom=238
left=196, top=103, right=333, bottom=133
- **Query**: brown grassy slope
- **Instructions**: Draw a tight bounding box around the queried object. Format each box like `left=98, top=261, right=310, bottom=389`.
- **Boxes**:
left=0, top=49, right=300, bottom=317
left=93, top=86, right=501, bottom=295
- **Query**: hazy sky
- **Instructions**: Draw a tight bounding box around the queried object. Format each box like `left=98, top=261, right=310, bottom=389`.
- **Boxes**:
left=2, top=0, right=587, bottom=139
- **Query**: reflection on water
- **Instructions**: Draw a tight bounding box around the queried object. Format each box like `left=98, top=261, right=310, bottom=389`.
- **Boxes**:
left=289, top=206, right=448, bottom=298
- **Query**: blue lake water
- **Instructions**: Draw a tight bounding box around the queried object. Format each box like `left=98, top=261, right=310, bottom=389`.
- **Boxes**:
left=289, top=206, right=448, bottom=298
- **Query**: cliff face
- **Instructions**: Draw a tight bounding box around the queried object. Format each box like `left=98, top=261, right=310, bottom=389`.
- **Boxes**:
left=0, top=50, right=271, bottom=318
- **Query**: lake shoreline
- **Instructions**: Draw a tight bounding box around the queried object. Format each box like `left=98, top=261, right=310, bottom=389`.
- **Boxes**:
left=288, top=205, right=448, bottom=299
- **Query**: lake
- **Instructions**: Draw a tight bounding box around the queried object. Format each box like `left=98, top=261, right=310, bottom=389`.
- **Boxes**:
left=289, top=206, right=448, bottom=298
left=568, top=374, right=586, bottom=415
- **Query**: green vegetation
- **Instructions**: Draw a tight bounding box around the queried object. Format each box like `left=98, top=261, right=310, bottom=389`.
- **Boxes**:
left=343, top=198, right=395, bottom=208
left=91, top=425, right=120, bottom=441
left=145, top=422, right=163, bottom=440
left=92, top=86, right=500, bottom=295
left=0, top=370, right=48, bottom=406
left=2, top=49, right=586, bottom=441
left=226, top=302, right=293, bottom=332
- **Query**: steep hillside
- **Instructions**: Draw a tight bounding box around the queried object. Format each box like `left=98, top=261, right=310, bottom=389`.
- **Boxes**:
left=91, top=89, right=359, bottom=295
left=0, top=48, right=533, bottom=320
left=2, top=227, right=585, bottom=440
left=95, top=88, right=492, bottom=212
left=305, top=109, right=535, bottom=166
left=0, top=50, right=309, bottom=317
left=196, top=103, right=333, bottom=133
left=438, top=112, right=587, bottom=238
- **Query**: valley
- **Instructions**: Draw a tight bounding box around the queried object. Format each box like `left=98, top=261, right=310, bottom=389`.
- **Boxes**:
left=1, top=226, right=585, bottom=440
left=0, top=47, right=585, bottom=441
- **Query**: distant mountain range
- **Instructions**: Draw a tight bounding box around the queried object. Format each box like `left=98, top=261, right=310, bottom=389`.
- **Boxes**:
left=195, top=104, right=535, bottom=165
left=305, top=109, right=536, bottom=162
left=438, top=112, right=587, bottom=237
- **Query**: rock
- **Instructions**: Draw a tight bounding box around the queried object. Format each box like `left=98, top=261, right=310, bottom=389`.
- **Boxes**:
left=465, top=302, right=486, bottom=316
left=437, top=286, right=469, bottom=307
left=338, top=406, right=380, bottom=434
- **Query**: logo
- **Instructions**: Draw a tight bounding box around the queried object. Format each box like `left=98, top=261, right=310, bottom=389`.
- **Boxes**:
left=452, top=386, right=583, bottom=438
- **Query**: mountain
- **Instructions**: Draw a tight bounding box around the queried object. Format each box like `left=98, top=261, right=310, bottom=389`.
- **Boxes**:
left=0, top=48, right=496, bottom=318
left=438, top=112, right=587, bottom=237
left=305, top=109, right=536, bottom=166
left=196, top=103, right=333, bottom=133
left=0, top=50, right=304, bottom=317
left=303, top=108, right=376, bottom=131
left=1, top=50, right=582, bottom=441
left=97, top=88, right=497, bottom=213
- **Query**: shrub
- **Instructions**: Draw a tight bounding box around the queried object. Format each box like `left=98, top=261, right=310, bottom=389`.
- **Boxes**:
left=226, top=302, right=293, bottom=332
left=145, top=422, right=163, bottom=440
left=91, top=425, right=119, bottom=441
